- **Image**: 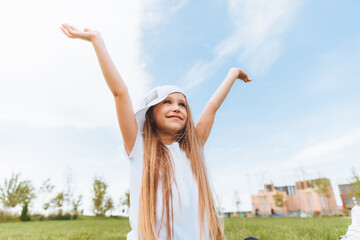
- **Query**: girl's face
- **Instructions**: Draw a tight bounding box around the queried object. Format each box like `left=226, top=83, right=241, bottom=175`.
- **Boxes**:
left=152, top=92, right=188, bottom=136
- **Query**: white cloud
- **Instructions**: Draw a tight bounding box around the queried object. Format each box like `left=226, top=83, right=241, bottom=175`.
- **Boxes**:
left=183, top=0, right=304, bottom=88
left=140, top=0, right=188, bottom=29
left=292, top=127, right=360, bottom=164
left=0, top=0, right=151, bottom=129
left=0, top=0, right=190, bottom=129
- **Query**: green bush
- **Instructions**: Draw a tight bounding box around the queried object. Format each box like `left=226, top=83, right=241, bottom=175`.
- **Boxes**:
left=30, top=214, right=46, bottom=221
left=342, top=209, right=350, bottom=216
left=332, top=213, right=344, bottom=217
left=0, top=211, right=19, bottom=223
left=313, top=210, right=321, bottom=217
left=0, top=211, right=4, bottom=223
left=47, top=212, right=72, bottom=221
left=0, top=210, right=79, bottom=222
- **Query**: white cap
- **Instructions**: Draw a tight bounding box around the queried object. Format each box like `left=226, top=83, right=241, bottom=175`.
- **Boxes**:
left=135, top=85, right=186, bottom=131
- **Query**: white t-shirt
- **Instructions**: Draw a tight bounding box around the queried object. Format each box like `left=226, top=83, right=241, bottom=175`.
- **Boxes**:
left=126, top=131, right=209, bottom=240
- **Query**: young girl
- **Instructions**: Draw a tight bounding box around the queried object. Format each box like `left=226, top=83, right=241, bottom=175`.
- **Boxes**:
left=60, top=24, right=254, bottom=240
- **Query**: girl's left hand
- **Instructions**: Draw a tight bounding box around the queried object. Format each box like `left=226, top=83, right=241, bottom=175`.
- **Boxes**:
left=229, top=68, right=252, bottom=83
left=60, top=23, right=100, bottom=42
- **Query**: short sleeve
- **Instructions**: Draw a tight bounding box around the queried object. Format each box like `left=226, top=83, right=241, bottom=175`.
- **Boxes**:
left=124, top=131, right=142, bottom=160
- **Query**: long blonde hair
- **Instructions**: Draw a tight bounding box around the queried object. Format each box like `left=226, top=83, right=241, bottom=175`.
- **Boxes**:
left=138, top=101, right=225, bottom=240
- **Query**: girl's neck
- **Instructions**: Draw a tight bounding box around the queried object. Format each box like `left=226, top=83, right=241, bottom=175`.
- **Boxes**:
left=157, top=130, right=177, bottom=145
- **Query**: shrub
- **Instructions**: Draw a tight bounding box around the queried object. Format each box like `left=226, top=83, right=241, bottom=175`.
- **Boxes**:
left=0, top=210, right=5, bottom=223
left=63, top=212, right=72, bottom=220
left=0, top=211, right=19, bottom=223
left=313, top=210, right=321, bottom=217
left=30, top=214, right=46, bottom=221
left=342, top=209, right=350, bottom=216
left=47, top=212, right=72, bottom=221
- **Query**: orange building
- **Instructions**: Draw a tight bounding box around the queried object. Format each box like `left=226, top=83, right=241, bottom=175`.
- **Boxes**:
left=339, top=183, right=357, bottom=210
left=251, top=179, right=337, bottom=216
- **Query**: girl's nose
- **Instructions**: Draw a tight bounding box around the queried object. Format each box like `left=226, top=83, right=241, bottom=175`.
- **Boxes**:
left=172, top=105, right=180, bottom=112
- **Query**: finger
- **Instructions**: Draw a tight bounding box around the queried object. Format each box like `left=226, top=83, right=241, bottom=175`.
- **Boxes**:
left=67, top=26, right=90, bottom=39
left=60, top=26, right=71, bottom=37
left=60, top=26, right=76, bottom=39
left=62, top=23, right=71, bottom=30
left=69, top=25, right=81, bottom=32
left=67, top=26, right=83, bottom=37
left=60, top=26, right=71, bottom=35
left=61, top=24, right=77, bottom=37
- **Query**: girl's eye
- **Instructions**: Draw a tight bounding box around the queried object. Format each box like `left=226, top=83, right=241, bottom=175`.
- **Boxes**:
left=179, top=103, right=186, bottom=107
left=164, top=100, right=170, bottom=104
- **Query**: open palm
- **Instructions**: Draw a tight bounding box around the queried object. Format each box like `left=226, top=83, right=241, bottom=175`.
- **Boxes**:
left=60, top=23, right=99, bottom=42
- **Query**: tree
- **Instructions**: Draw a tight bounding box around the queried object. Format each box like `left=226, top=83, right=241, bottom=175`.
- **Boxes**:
left=0, top=173, right=22, bottom=209
left=39, top=178, right=55, bottom=213
left=104, top=197, right=115, bottom=216
left=92, top=177, right=113, bottom=216
left=120, top=190, right=130, bottom=215
left=17, top=180, right=36, bottom=221
left=71, top=194, right=83, bottom=216
left=20, top=202, right=30, bottom=221
left=63, top=169, right=82, bottom=215
left=233, top=191, right=241, bottom=213
left=349, top=169, right=360, bottom=202
left=63, top=168, right=74, bottom=208
left=311, top=178, right=333, bottom=213
left=50, top=192, right=66, bottom=214
left=40, top=178, right=55, bottom=194
left=0, top=173, right=36, bottom=220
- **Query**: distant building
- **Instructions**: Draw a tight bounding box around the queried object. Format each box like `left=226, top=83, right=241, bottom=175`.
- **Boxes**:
left=339, top=183, right=357, bottom=210
left=251, top=179, right=338, bottom=216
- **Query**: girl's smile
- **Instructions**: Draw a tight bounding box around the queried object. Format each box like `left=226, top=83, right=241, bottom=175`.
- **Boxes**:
left=152, top=93, right=187, bottom=138
left=167, top=115, right=183, bottom=120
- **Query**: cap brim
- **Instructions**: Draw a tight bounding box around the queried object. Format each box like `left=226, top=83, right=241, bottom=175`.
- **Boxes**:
left=135, top=95, right=168, bottom=131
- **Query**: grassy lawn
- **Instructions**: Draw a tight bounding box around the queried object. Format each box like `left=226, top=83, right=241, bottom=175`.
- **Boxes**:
left=224, top=217, right=350, bottom=240
left=0, top=216, right=350, bottom=240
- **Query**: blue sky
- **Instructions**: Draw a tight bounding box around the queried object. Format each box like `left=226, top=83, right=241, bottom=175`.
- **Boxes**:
left=1, top=0, right=360, bottom=214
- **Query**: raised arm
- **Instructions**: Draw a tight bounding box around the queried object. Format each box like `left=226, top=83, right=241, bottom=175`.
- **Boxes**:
left=195, top=68, right=252, bottom=145
left=60, top=24, right=138, bottom=154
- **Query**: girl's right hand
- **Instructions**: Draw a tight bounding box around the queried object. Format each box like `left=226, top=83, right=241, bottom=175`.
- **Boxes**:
left=228, top=67, right=252, bottom=83
left=60, top=23, right=100, bottom=42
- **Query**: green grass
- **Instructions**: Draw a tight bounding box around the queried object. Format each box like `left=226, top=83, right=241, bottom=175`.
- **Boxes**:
left=0, top=216, right=351, bottom=240
left=0, top=216, right=131, bottom=240
left=223, top=217, right=350, bottom=240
